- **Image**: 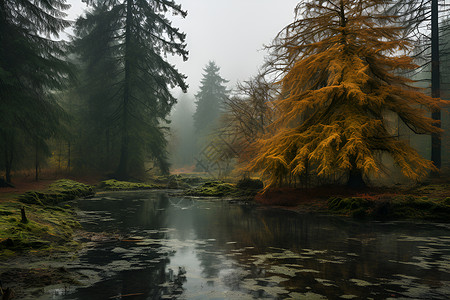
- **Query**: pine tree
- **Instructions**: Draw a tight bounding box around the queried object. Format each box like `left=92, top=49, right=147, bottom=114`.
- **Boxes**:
left=193, top=61, right=229, bottom=137
left=72, top=4, right=122, bottom=172
left=247, top=0, right=446, bottom=189
left=0, top=0, right=72, bottom=183
left=74, top=0, right=188, bottom=178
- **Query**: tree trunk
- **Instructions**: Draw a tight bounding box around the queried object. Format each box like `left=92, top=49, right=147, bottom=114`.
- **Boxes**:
left=21, top=207, right=28, bottom=223
left=4, top=150, right=12, bottom=184
left=431, top=0, right=441, bottom=172
left=116, top=0, right=133, bottom=180
left=3, top=134, right=13, bottom=184
left=348, top=157, right=366, bottom=188
left=35, top=139, right=39, bottom=181
left=67, top=141, right=71, bottom=172
left=348, top=169, right=365, bottom=188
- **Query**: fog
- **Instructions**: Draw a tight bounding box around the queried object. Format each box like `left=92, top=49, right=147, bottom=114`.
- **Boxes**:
left=2, top=0, right=449, bottom=182
left=67, top=0, right=299, bottom=97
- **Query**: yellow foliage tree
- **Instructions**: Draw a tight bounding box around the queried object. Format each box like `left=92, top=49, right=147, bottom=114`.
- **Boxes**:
left=247, top=0, right=445, bottom=188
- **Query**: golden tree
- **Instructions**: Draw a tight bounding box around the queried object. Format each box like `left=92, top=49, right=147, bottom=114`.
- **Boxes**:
left=247, top=0, right=445, bottom=188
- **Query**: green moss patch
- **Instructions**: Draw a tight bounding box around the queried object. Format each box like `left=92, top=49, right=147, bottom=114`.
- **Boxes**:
left=184, top=180, right=237, bottom=197
left=18, top=179, right=94, bottom=206
left=0, top=202, right=81, bottom=259
left=98, top=176, right=214, bottom=191
left=97, top=179, right=162, bottom=190
left=183, top=179, right=262, bottom=198
left=328, top=194, right=450, bottom=220
left=0, top=179, right=91, bottom=259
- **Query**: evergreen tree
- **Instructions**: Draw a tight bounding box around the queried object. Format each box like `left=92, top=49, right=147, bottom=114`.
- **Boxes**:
left=193, top=61, right=229, bottom=137
left=169, top=93, right=195, bottom=168
left=247, top=0, right=445, bottom=189
left=74, top=0, right=188, bottom=178
left=73, top=4, right=122, bottom=172
left=0, top=0, right=72, bottom=183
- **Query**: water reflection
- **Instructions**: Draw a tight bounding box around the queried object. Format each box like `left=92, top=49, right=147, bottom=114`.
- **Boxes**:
left=49, top=191, right=450, bottom=299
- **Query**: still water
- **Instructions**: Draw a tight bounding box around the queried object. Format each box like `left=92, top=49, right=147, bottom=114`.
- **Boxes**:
left=49, top=190, right=449, bottom=299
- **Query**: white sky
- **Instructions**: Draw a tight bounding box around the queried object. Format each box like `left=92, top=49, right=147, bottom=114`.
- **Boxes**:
left=65, top=0, right=299, bottom=98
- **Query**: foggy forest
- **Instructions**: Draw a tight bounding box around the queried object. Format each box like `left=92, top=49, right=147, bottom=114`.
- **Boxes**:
left=0, top=0, right=450, bottom=299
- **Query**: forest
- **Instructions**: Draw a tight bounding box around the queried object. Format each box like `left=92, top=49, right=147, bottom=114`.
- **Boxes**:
left=1, top=0, right=450, bottom=299
left=0, top=0, right=449, bottom=188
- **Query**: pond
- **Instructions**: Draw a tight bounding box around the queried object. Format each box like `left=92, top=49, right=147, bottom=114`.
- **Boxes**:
left=43, top=190, right=450, bottom=299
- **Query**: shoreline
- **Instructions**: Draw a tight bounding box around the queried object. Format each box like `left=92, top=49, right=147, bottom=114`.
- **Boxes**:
left=0, top=177, right=449, bottom=298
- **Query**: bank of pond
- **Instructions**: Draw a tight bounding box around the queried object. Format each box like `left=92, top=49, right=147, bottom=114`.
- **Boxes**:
left=1, top=177, right=450, bottom=259
left=0, top=177, right=449, bottom=298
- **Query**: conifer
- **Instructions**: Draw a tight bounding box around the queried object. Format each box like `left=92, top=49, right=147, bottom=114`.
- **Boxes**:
left=0, top=0, right=72, bottom=183
left=74, top=0, right=188, bottom=178
left=193, top=61, right=229, bottom=137
left=247, top=0, right=446, bottom=188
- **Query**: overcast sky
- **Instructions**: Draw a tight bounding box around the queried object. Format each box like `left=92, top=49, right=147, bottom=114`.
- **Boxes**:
left=65, top=0, right=299, bottom=98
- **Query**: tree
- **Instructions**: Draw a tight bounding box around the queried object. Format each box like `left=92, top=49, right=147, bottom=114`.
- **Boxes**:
left=168, top=93, right=196, bottom=168
left=246, top=0, right=445, bottom=189
left=74, top=0, right=188, bottom=178
left=0, top=0, right=72, bottom=183
left=223, top=75, right=275, bottom=162
left=387, top=0, right=450, bottom=171
left=193, top=61, right=229, bottom=137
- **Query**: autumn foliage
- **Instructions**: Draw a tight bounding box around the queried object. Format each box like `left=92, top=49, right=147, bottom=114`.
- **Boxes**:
left=246, top=0, right=445, bottom=189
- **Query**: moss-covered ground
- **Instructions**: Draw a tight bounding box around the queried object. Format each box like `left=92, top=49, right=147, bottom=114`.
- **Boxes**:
left=327, top=184, right=450, bottom=221
left=97, top=175, right=208, bottom=191
left=97, top=179, right=163, bottom=191
left=184, top=178, right=263, bottom=198
left=256, top=182, right=450, bottom=221
left=0, top=179, right=94, bottom=260
left=18, top=179, right=94, bottom=206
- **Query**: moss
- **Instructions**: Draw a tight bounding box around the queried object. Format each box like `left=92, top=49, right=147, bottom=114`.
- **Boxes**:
left=328, top=197, right=369, bottom=211
left=97, top=179, right=162, bottom=191
left=183, top=178, right=264, bottom=198
left=17, top=179, right=94, bottom=206
left=328, top=194, right=450, bottom=221
left=0, top=203, right=81, bottom=259
left=0, top=180, right=88, bottom=259
left=415, top=184, right=448, bottom=193
left=442, top=197, right=450, bottom=206
left=184, top=181, right=238, bottom=197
